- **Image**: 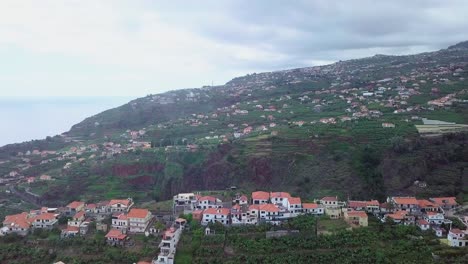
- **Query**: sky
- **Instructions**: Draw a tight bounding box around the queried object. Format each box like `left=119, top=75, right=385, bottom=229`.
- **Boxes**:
left=1, top=0, right=468, bottom=97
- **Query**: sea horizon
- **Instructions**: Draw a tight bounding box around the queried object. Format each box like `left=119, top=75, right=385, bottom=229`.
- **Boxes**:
left=0, top=96, right=135, bottom=147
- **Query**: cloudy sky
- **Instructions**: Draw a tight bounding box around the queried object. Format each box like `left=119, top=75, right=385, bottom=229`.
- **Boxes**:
left=1, top=0, right=468, bottom=97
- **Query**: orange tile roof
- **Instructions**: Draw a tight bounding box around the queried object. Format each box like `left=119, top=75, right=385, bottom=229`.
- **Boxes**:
left=3, top=212, right=31, bottom=229
left=248, top=205, right=260, bottom=211
left=105, top=229, right=127, bottom=240
left=33, top=213, right=57, bottom=221
left=203, top=208, right=230, bottom=216
left=239, top=195, right=248, bottom=201
left=198, top=196, right=217, bottom=203
left=347, top=211, right=368, bottom=218
left=321, top=196, right=338, bottom=202
left=366, top=200, right=380, bottom=206
left=73, top=211, right=85, bottom=219
left=127, top=208, right=150, bottom=219
left=348, top=201, right=367, bottom=208
left=67, top=201, right=85, bottom=209
left=259, top=203, right=280, bottom=213
left=270, top=192, right=291, bottom=199
left=417, top=219, right=429, bottom=225
left=302, top=203, right=319, bottom=209
left=387, top=210, right=408, bottom=220
left=417, top=199, right=437, bottom=208
left=393, top=197, right=418, bottom=205
left=64, top=226, right=79, bottom=232
left=86, top=203, right=97, bottom=209
left=252, top=191, right=270, bottom=200
left=108, top=199, right=132, bottom=207
left=450, top=228, right=464, bottom=234
left=117, top=214, right=128, bottom=220
left=430, top=197, right=457, bottom=206
left=289, top=197, right=301, bottom=205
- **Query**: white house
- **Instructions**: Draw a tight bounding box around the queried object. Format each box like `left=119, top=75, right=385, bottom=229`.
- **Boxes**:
left=202, top=208, right=230, bottom=225
left=31, top=213, right=58, bottom=230
left=448, top=229, right=468, bottom=247
left=251, top=191, right=269, bottom=204
left=111, top=213, right=129, bottom=233
left=424, top=211, right=444, bottom=225
left=108, top=198, right=134, bottom=213
left=128, top=208, right=152, bottom=233
left=156, top=226, right=183, bottom=264
left=416, top=219, right=430, bottom=231
left=196, top=196, right=222, bottom=210
left=270, top=192, right=291, bottom=208
left=302, top=203, right=324, bottom=215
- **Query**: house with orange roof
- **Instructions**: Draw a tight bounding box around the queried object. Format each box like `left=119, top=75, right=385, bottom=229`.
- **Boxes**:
left=202, top=208, right=230, bottom=225
left=232, top=194, right=249, bottom=205
left=344, top=210, right=368, bottom=227
left=320, top=196, right=343, bottom=207
left=385, top=210, right=415, bottom=225
left=231, top=204, right=249, bottom=225
left=259, top=204, right=282, bottom=223
left=302, top=203, right=324, bottom=215
left=66, top=201, right=85, bottom=216
left=251, top=191, right=269, bottom=204
left=157, top=226, right=183, bottom=264
left=2, top=212, right=31, bottom=236
left=417, top=219, right=430, bottom=231
left=173, top=193, right=198, bottom=211
left=111, top=213, right=129, bottom=233
left=423, top=211, right=444, bottom=225
left=61, top=226, right=79, bottom=238
left=417, top=199, right=439, bottom=212
left=31, top=213, right=58, bottom=229
left=348, top=200, right=380, bottom=213
left=108, top=198, right=134, bottom=213
left=196, top=196, right=222, bottom=210
left=245, top=205, right=261, bottom=224
left=105, top=229, right=127, bottom=246
left=270, top=192, right=291, bottom=208
left=288, top=197, right=302, bottom=216
left=448, top=228, right=468, bottom=247
left=390, top=197, right=419, bottom=213
left=429, top=197, right=457, bottom=211
left=127, top=208, right=152, bottom=233
left=191, top=210, right=203, bottom=222
left=68, top=211, right=86, bottom=227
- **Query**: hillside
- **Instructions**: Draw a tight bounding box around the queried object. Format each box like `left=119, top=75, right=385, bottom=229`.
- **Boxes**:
left=1, top=41, right=468, bottom=208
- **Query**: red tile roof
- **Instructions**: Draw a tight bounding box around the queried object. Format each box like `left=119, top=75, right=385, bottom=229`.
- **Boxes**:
left=289, top=197, right=301, bottom=205
left=67, top=201, right=85, bottom=209
left=252, top=191, right=269, bottom=200
left=239, top=195, right=248, bottom=201
left=366, top=200, right=380, bottom=206
left=417, top=219, right=429, bottom=225
left=387, top=210, right=408, bottom=220
left=430, top=197, right=457, bottom=206
left=73, top=211, right=85, bottom=219
left=33, top=213, right=57, bottom=221
left=417, top=199, right=437, bottom=208
left=108, top=199, right=132, bottom=207
left=270, top=192, right=291, bottom=199
left=348, top=201, right=367, bottom=208
left=321, top=196, right=338, bottom=202
left=248, top=205, right=260, bottom=211
left=3, top=212, right=31, bottom=229
left=347, top=211, right=368, bottom=218
left=64, top=226, right=79, bottom=232
left=127, top=208, right=150, bottom=219
left=450, top=228, right=464, bottom=234
left=392, top=197, right=418, bottom=205
left=302, top=203, right=319, bottom=209
left=259, top=204, right=280, bottom=213
left=198, top=196, right=217, bottom=203
left=105, top=229, right=127, bottom=240
left=203, top=208, right=230, bottom=216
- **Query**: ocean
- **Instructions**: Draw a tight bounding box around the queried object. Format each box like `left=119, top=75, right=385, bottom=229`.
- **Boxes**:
left=0, top=96, right=135, bottom=147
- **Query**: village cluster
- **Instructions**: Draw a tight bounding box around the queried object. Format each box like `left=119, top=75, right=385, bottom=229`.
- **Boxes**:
left=174, top=191, right=467, bottom=247
left=1, top=198, right=186, bottom=264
